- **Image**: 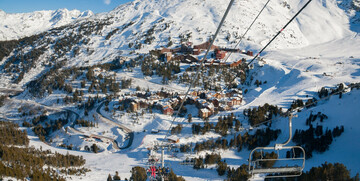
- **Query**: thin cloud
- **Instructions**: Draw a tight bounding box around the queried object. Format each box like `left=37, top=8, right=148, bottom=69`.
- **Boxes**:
left=103, top=0, right=111, bottom=5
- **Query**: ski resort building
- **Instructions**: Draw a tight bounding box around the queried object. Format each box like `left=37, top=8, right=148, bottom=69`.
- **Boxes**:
left=193, top=41, right=218, bottom=51
left=167, top=136, right=180, bottom=143
left=130, top=102, right=139, bottom=112
left=215, top=49, right=227, bottom=59
left=162, top=105, right=174, bottom=116
left=199, top=108, right=211, bottom=118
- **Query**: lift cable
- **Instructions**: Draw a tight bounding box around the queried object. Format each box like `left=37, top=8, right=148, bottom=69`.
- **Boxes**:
left=223, top=0, right=271, bottom=63
left=247, top=0, right=313, bottom=66
left=160, top=0, right=236, bottom=147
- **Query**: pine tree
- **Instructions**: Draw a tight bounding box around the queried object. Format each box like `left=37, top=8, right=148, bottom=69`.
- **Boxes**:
left=235, top=120, right=241, bottom=131
left=113, top=171, right=121, bottom=180
left=216, top=161, right=227, bottom=176
left=107, top=174, right=113, bottom=181
left=91, top=144, right=99, bottom=153
left=354, top=173, right=359, bottom=181
left=168, top=169, right=185, bottom=181
left=130, top=166, right=147, bottom=181
left=193, top=157, right=204, bottom=169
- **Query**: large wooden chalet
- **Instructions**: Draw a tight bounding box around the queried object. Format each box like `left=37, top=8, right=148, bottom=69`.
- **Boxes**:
left=162, top=105, right=174, bottom=115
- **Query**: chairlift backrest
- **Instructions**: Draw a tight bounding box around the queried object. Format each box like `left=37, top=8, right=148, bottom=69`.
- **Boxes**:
left=248, top=146, right=305, bottom=178
left=248, top=114, right=306, bottom=178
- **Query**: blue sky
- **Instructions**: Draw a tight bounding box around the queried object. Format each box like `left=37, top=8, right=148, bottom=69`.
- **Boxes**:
left=0, top=0, right=133, bottom=14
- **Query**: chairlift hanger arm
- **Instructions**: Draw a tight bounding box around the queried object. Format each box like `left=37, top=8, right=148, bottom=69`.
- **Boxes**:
left=275, top=114, right=297, bottom=150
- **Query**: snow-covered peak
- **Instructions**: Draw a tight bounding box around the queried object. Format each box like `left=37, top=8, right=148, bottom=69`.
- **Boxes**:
left=102, top=0, right=354, bottom=51
left=0, top=8, right=93, bottom=41
left=80, top=10, right=94, bottom=17
left=50, top=8, right=81, bottom=23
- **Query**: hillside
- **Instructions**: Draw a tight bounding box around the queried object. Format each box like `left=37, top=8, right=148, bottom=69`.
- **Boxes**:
left=0, top=0, right=357, bottom=87
left=0, top=0, right=359, bottom=180
left=0, top=8, right=93, bottom=41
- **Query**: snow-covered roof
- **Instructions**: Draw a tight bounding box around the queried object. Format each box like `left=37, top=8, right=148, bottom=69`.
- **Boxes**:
left=200, top=108, right=210, bottom=113
left=204, top=102, right=214, bottom=109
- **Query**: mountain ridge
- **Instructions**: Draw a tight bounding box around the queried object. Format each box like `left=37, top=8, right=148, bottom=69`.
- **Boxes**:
left=0, top=8, right=94, bottom=41
left=0, top=0, right=358, bottom=88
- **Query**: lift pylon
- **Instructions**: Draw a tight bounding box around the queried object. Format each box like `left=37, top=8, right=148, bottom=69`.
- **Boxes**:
left=147, top=143, right=173, bottom=181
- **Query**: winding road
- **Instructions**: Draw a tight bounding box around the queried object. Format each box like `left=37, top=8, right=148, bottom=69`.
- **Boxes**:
left=0, top=87, right=23, bottom=97
left=4, top=97, right=134, bottom=150
left=96, top=101, right=134, bottom=150
left=67, top=127, right=120, bottom=150
left=63, top=103, right=124, bottom=151
left=5, top=98, right=123, bottom=150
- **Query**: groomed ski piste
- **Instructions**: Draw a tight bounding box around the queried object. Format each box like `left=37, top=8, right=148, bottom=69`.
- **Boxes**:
left=0, top=0, right=360, bottom=180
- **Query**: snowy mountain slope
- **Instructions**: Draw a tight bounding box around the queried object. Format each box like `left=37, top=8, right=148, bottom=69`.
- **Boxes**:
left=300, top=87, right=360, bottom=176
left=0, top=0, right=360, bottom=180
left=337, top=0, right=360, bottom=32
left=101, top=0, right=353, bottom=51
left=241, top=86, right=360, bottom=177
left=0, top=9, right=93, bottom=41
left=14, top=85, right=360, bottom=181
left=1, top=0, right=357, bottom=88
left=242, top=35, right=360, bottom=109
left=292, top=0, right=351, bottom=44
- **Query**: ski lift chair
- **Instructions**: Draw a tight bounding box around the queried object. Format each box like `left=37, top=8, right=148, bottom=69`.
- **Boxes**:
left=248, top=115, right=306, bottom=178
